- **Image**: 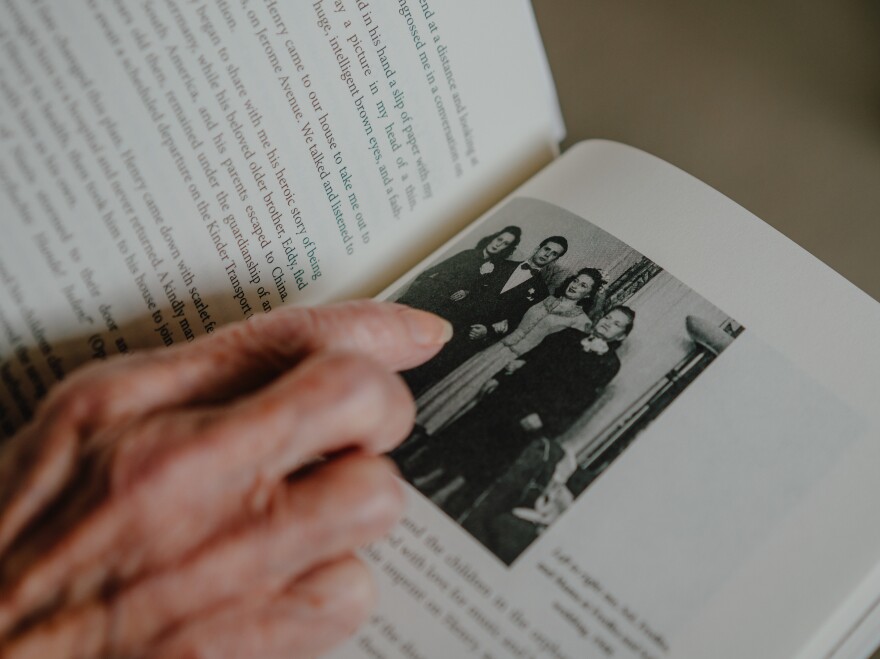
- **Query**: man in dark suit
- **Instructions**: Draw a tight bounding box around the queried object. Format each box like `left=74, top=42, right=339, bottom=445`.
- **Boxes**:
left=460, top=235, right=568, bottom=344
left=402, top=236, right=569, bottom=395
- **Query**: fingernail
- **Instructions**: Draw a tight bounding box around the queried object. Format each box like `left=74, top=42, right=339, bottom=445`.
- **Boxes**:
left=401, top=309, right=453, bottom=346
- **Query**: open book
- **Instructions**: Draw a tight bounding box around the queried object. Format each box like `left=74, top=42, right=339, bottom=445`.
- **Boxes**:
left=1, top=2, right=879, bottom=657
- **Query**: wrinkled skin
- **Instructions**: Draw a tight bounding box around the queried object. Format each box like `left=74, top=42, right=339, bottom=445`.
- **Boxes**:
left=0, top=301, right=451, bottom=658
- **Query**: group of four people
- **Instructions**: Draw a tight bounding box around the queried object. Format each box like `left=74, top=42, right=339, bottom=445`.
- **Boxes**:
left=394, top=226, right=637, bottom=527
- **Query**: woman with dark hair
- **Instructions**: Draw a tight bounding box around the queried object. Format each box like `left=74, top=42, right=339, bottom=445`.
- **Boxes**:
left=554, top=267, right=603, bottom=314
left=413, top=267, right=605, bottom=435
left=395, top=226, right=521, bottom=319
left=473, top=228, right=521, bottom=261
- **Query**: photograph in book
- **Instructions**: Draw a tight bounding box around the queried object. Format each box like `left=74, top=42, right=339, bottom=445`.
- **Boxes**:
left=388, top=197, right=743, bottom=565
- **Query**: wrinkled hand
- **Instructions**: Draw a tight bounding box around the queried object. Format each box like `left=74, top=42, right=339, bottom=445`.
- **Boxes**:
left=519, top=413, right=543, bottom=432
left=468, top=324, right=488, bottom=341
left=480, top=378, right=500, bottom=397
left=533, top=483, right=573, bottom=525
left=491, top=320, right=509, bottom=335
left=0, top=301, right=451, bottom=659
left=448, top=290, right=468, bottom=302
left=504, top=359, right=526, bottom=375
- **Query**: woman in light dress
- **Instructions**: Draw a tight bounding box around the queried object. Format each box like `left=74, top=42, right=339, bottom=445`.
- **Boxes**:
left=415, top=267, right=604, bottom=435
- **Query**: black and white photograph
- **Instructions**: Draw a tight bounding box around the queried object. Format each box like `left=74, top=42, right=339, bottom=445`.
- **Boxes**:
left=390, top=197, right=743, bottom=565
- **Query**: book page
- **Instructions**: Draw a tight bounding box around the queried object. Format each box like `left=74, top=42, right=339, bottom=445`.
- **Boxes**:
left=328, top=141, right=880, bottom=659
left=0, top=0, right=560, bottom=430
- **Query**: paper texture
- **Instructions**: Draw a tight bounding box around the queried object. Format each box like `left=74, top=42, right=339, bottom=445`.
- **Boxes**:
left=0, top=0, right=560, bottom=428
left=328, top=142, right=880, bottom=659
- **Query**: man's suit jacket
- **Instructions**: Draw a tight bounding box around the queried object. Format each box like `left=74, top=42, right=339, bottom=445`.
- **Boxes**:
left=466, top=259, right=550, bottom=335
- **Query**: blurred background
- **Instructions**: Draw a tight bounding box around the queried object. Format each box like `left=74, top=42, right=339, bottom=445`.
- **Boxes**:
left=532, top=0, right=880, bottom=302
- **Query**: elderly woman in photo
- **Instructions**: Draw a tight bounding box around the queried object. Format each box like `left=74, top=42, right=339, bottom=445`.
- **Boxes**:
left=395, top=226, right=522, bottom=320
left=414, top=267, right=605, bottom=435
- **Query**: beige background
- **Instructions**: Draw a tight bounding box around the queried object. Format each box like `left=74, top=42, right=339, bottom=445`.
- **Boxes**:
left=533, top=0, right=880, bottom=302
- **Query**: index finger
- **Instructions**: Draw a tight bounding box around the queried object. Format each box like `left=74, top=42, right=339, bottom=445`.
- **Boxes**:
left=46, top=301, right=451, bottom=423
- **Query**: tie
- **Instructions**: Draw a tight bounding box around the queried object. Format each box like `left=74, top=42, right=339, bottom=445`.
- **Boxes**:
left=520, top=262, right=537, bottom=273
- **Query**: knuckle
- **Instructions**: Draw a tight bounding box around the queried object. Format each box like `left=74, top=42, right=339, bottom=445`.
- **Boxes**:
left=107, top=414, right=179, bottom=490
left=349, top=459, right=406, bottom=531
left=317, top=353, right=415, bottom=443
left=41, top=363, right=126, bottom=430
left=217, top=307, right=321, bottom=370
left=340, top=559, right=378, bottom=621
left=257, top=304, right=320, bottom=345
left=160, top=640, right=208, bottom=659
left=251, top=301, right=391, bottom=357
left=283, top=458, right=404, bottom=550
left=321, top=351, right=407, bottom=406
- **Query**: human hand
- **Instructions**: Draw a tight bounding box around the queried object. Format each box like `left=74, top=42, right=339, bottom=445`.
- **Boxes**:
left=520, top=413, right=543, bottom=432
left=491, top=319, right=509, bottom=335
left=0, top=301, right=451, bottom=659
left=449, top=289, right=468, bottom=302
left=534, top=484, right=573, bottom=524
left=480, top=378, right=500, bottom=396
left=504, top=359, right=526, bottom=375
left=468, top=324, right=488, bottom=340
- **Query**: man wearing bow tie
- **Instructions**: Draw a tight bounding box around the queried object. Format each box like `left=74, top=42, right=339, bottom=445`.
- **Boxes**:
left=465, top=236, right=568, bottom=342
left=401, top=236, right=568, bottom=395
